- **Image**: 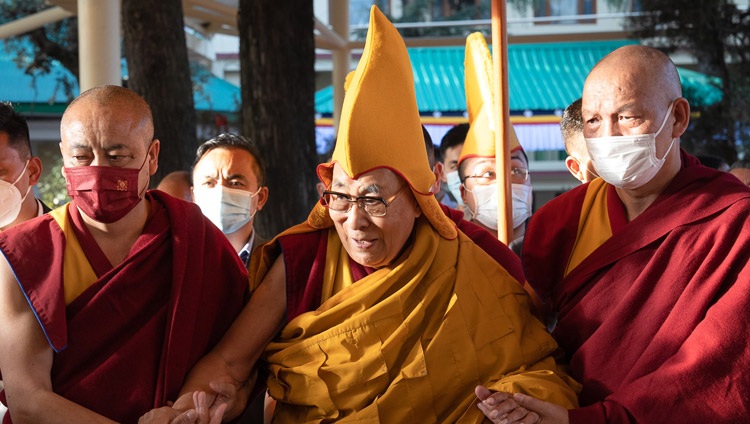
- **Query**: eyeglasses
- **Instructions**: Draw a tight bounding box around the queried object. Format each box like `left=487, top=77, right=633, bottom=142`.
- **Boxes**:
left=321, top=186, right=406, bottom=217
left=464, top=167, right=528, bottom=186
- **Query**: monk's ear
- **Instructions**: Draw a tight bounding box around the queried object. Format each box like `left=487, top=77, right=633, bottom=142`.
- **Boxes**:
left=565, top=156, right=584, bottom=183
left=671, top=97, right=691, bottom=138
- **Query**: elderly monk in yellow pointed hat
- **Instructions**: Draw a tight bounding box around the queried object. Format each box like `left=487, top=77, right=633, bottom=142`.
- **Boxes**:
left=146, top=7, right=578, bottom=424
left=458, top=33, right=532, bottom=253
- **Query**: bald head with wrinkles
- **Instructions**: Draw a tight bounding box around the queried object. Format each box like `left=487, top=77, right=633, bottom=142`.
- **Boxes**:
left=581, top=45, right=687, bottom=140
left=62, top=85, right=155, bottom=148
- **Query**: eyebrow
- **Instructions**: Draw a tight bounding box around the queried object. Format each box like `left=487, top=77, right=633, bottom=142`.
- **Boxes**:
left=358, top=184, right=381, bottom=195
left=225, top=173, right=247, bottom=180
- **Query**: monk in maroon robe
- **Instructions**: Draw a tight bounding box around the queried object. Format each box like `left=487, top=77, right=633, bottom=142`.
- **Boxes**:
left=478, top=46, right=750, bottom=423
left=0, top=86, right=247, bottom=423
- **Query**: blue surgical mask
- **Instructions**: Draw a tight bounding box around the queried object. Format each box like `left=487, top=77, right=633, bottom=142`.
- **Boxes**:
left=445, top=170, right=465, bottom=206
left=194, top=185, right=261, bottom=234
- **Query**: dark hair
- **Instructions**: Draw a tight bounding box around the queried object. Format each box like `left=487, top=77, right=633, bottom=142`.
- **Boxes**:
left=194, top=133, right=267, bottom=185
left=422, top=125, right=436, bottom=168
left=560, top=98, right=583, bottom=154
left=696, top=154, right=728, bottom=170
left=439, top=123, right=469, bottom=158
left=0, top=102, right=32, bottom=158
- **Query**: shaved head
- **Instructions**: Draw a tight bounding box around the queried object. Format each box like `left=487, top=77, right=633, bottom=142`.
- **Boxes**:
left=62, top=85, right=155, bottom=145
left=583, top=46, right=682, bottom=127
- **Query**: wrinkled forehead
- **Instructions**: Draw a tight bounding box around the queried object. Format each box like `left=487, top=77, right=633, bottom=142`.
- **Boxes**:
left=330, top=163, right=402, bottom=194
left=62, top=100, right=154, bottom=147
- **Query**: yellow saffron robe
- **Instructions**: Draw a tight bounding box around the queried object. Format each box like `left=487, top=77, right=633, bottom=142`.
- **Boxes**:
left=253, top=218, right=579, bottom=423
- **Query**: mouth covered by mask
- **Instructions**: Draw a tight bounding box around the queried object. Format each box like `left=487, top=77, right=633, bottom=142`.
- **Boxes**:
left=585, top=101, right=676, bottom=190
left=194, top=185, right=261, bottom=234
left=444, top=170, right=465, bottom=206
left=65, top=151, right=151, bottom=224
left=465, top=182, right=532, bottom=231
left=0, top=160, right=31, bottom=228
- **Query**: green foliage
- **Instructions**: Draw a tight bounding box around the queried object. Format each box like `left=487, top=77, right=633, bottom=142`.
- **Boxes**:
left=0, top=0, right=78, bottom=99
left=627, top=0, right=750, bottom=162
left=36, top=144, right=70, bottom=208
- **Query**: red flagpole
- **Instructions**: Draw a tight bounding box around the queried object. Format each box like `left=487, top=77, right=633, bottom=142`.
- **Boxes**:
left=491, top=0, right=512, bottom=244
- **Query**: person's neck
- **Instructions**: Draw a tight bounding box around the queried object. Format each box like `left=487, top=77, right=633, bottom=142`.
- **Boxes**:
left=79, top=199, right=150, bottom=266
left=226, top=224, right=254, bottom=253
left=616, top=153, right=682, bottom=222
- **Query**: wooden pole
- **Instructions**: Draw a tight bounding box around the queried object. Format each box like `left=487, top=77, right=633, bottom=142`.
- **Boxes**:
left=491, top=0, right=512, bottom=244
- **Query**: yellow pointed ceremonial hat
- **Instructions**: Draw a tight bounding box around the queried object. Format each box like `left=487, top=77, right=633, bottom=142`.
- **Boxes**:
left=458, top=32, right=522, bottom=167
left=308, top=6, right=457, bottom=239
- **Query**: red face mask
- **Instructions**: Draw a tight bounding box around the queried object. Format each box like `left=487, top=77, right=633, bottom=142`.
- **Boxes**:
left=65, top=157, right=149, bottom=223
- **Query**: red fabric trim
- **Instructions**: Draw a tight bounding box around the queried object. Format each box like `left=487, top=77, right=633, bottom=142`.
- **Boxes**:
left=605, top=184, right=628, bottom=234
left=279, top=230, right=328, bottom=322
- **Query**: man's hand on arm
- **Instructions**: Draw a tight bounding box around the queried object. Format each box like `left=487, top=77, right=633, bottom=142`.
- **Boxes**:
left=177, top=255, right=287, bottom=420
left=0, top=256, right=117, bottom=424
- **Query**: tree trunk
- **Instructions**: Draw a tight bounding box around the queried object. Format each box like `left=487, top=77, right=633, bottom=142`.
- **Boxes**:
left=122, top=0, right=197, bottom=185
left=238, top=0, right=318, bottom=238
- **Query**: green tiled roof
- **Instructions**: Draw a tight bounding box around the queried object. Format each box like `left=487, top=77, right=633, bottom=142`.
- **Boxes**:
left=315, top=40, right=722, bottom=114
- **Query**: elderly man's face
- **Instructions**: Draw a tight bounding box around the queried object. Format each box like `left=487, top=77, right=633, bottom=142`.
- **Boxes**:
left=582, top=68, right=675, bottom=160
left=60, top=104, right=158, bottom=189
left=328, top=164, right=421, bottom=269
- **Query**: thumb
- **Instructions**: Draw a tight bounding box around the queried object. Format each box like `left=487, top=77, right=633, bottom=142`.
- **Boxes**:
left=474, top=385, right=493, bottom=401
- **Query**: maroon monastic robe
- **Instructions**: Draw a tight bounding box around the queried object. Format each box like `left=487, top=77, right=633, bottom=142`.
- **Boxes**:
left=0, top=191, right=248, bottom=423
left=523, top=151, right=750, bottom=423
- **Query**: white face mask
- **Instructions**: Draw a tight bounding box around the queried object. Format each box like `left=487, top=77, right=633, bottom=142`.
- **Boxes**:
left=511, top=183, right=532, bottom=229
left=465, top=182, right=532, bottom=231
left=194, top=185, right=261, bottom=234
left=445, top=170, right=465, bottom=206
left=585, top=101, right=676, bottom=190
left=0, top=160, right=31, bottom=228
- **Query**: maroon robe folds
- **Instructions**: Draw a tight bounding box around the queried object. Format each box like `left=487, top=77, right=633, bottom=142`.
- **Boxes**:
left=0, top=191, right=248, bottom=423
left=523, top=151, right=750, bottom=423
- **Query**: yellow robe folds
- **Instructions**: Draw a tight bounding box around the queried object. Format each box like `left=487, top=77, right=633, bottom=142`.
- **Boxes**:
left=259, top=219, right=579, bottom=423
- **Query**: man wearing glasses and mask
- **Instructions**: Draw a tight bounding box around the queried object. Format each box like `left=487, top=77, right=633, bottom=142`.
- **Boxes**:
left=150, top=8, right=578, bottom=423
left=192, top=133, right=269, bottom=267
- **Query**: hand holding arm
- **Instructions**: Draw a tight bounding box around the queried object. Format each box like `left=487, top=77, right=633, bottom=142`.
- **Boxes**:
left=178, top=255, right=287, bottom=420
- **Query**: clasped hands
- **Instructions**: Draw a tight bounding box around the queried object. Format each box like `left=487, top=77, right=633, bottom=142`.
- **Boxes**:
left=475, top=385, right=570, bottom=424
left=139, top=380, right=244, bottom=424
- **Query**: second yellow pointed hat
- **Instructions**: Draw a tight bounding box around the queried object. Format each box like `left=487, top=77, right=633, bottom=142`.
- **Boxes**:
left=458, top=32, right=522, bottom=167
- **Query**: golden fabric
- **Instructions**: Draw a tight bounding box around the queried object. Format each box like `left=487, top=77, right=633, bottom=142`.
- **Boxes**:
left=262, top=219, right=579, bottom=423
left=49, top=204, right=97, bottom=305
left=564, top=179, right=613, bottom=277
